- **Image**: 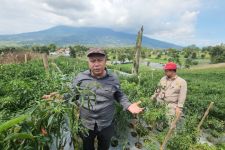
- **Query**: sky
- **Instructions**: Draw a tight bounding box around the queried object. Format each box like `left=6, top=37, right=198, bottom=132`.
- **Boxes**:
left=0, top=0, right=224, bottom=47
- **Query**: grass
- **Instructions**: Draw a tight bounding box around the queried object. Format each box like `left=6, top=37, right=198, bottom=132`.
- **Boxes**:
left=145, top=54, right=211, bottom=67
left=145, top=58, right=168, bottom=63
left=190, top=62, right=225, bottom=70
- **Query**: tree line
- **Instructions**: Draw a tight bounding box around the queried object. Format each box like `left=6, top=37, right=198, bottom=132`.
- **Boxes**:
left=1, top=43, right=225, bottom=65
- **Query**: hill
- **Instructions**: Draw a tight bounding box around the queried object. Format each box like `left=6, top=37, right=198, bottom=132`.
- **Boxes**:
left=0, top=25, right=182, bottom=49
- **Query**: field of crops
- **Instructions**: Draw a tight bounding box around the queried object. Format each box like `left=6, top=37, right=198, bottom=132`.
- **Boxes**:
left=0, top=56, right=225, bottom=150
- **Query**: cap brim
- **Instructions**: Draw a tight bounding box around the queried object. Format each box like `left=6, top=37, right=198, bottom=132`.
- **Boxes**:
left=87, top=52, right=106, bottom=57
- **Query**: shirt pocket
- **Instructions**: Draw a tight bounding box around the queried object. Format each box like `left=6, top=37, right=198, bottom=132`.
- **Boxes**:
left=96, top=84, right=116, bottom=99
left=170, top=85, right=180, bottom=94
left=79, top=81, right=98, bottom=101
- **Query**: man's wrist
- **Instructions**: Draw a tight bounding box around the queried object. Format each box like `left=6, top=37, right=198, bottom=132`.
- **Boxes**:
left=125, top=103, right=132, bottom=111
left=177, top=104, right=183, bottom=108
left=176, top=106, right=183, bottom=111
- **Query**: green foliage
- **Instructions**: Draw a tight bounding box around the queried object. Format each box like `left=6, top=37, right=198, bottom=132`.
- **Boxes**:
left=216, top=143, right=225, bottom=150
left=192, top=60, right=199, bottom=65
left=113, top=63, right=225, bottom=149
left=69, top=46, right=76, bottom=58
left=166, top=115, right=198, bottom=150
left=0, top=115, right=29, bottom=133
left=140, top=98, right=167, bottom=128
left=32, top=45, right=50, bottom=54
left=108, top=63, right=133, bottom=74
left=168, top=132, right=194, bottom=150
left=185, top=57, right=193, bottom=68
left=183, top=45, right=200, bottom=59
left=207, top=44, right=225, bottom=63
left=0, top=56, right=88, bottom=149
left=156, top=52, right=162, bottom=59
left=166, top=48, right=181, bottom=65
left=201, top=54, right=206, bottom=59
left=0, top=46, right=23, bottom=53
left=191, top=52, right=197, bottom=59
left=69, top=45, right=88, bottom=58
left=48, top=44, right=57, bottom=52
left=4, top=133, right=34, bottom=141
left=114, top=103, right=130, bottom=140
left=190, top=144, right=217, bottom=150
left=0, top=54, right=224, bottom=149
left=136, top=122, right=149, bottom=137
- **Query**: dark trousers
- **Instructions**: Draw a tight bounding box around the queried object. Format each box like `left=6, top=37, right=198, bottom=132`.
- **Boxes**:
left=82, top=123, right=114, bottom=150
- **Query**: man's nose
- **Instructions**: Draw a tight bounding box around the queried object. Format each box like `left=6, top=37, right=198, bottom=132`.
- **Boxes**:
left=93, top=62, right=100, bottom=66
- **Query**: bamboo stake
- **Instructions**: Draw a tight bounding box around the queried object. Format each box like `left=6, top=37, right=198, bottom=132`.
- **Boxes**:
left=24, top=54, right=27, bottom=63
left=51, top=62, right=62, bottom=74
left=132, top=26, right=143, bottom=75
left=197, top=102, right=214, bottom=131
left=160, top=111, right=181, bottom=150
left=42, top=53, right=49, bottom=71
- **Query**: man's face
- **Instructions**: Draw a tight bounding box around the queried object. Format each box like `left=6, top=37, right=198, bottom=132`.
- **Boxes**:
left=88, top=54, right=106, bottom=77
left=164, top=69, right=175, bottom=78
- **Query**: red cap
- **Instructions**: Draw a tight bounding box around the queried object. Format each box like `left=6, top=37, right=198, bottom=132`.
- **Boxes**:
left=164, top=62, right=177, bottom=70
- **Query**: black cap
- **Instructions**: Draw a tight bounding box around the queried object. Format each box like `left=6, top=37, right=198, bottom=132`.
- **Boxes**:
left=87, top=48, right=106, bottom=57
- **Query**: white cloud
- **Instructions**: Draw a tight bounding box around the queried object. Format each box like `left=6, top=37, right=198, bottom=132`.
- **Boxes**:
left=150, top=10, right=199, bottom=44
left=0, top=0, right=202, bottom=45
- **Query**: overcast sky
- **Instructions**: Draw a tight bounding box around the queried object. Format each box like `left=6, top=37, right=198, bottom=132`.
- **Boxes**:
left=0, top=0, right=224, bottom=46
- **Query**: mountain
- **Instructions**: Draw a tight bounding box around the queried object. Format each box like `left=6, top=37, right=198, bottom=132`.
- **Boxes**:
left=0, top=25, right=182, bottom=49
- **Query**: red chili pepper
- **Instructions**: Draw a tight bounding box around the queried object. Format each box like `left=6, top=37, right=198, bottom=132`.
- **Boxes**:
left=41, top=128, right=47, bottom=136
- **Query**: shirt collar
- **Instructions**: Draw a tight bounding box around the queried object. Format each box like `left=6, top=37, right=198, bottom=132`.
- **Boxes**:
left=166, top=75, right=178, bottom=80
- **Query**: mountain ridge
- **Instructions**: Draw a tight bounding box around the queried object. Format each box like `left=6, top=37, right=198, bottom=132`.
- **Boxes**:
left=0, top=25, right=182, bottom=49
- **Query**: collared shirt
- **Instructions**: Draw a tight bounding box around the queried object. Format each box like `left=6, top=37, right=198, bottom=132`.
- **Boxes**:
left=71, top=70, right=131, bottom=131
left=152, top=75, right=187, bottom=108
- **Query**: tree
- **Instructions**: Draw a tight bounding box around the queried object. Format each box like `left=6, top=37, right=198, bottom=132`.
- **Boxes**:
left=141, top=47, right=151, bottom=59
left=202, top=46, right=213, bottom=52
left=156, top=52, right=162, bottom=59
left=165, top=48, right=181, bottom=66
left=125, top=48, right=134, bottom=61
left=185, top=58, right=192, bottom=68
left=69, top=46, right=76, bottom=58
left=31, top=45, right=50, bottom=54
left=183, top=45, right=200, bottom=59
left=48, top=44, right=57, bottom=52
left=40, top=46, right=50, bottom=54
left=201, top=54, right=205, bottom=59
left=208, top=44, right=225, bottom=63
left=74, top=45, right=88, bottom=57
left=191, top=52, right=197, bottom=59
left=117, top=51, right=126, bottom=63
left=0, top=47, right=18, bottom=54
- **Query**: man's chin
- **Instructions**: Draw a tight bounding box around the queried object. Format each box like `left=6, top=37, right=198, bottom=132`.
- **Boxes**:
left=92, top=71, right=102, bottom=76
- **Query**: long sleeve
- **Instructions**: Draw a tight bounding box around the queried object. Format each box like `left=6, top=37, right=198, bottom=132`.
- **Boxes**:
left=177, top=80, right=187, bottom=108
left=71, top=76, right=81, bottom=101
left=151, top=87, right=159, bottom=100
left=151, top=78, right=163, bottom=100
left=64, top=75, right=82, bottom=102
left=113, top=76, right=132, bottom=110
left=114, top=88, right=132, bottom=110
